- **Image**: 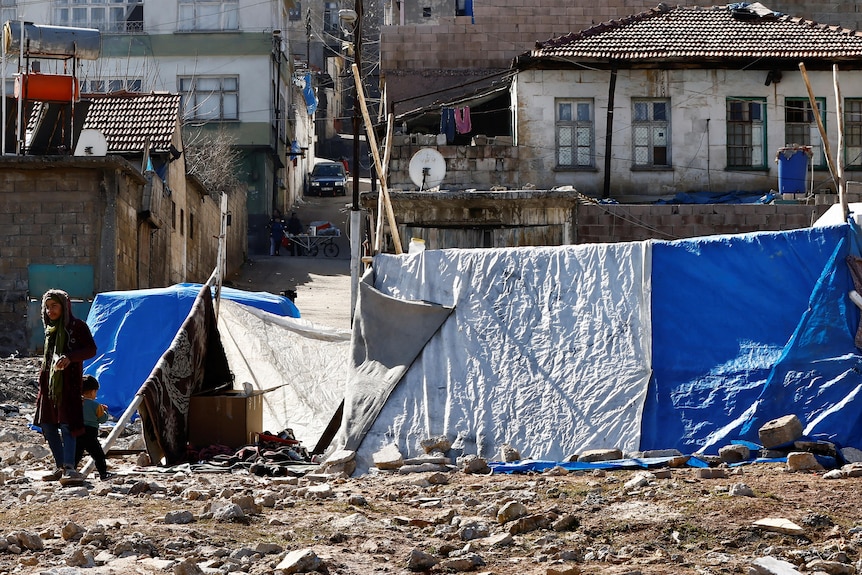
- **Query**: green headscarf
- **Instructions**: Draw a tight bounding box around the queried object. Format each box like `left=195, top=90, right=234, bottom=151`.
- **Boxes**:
left=43, top=295, right=68, bottom=405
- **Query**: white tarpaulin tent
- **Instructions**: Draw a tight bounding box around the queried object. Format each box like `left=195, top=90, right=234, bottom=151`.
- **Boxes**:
left=334, top=224, right=862, bottom=474
left=218, top=300, right=350, bottom=448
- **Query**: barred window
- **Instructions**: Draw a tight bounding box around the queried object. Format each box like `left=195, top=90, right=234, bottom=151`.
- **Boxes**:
left=632, top=99, right=670, bottom=167
left=556, top=99, right=593, bottom=168
left=726, top=98, right=766, bottom=169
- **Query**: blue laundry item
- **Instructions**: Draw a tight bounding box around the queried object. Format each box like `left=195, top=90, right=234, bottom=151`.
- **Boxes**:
left=440, top=108, right=456, bottom=143
left=303, top=73, right=317, bottom=115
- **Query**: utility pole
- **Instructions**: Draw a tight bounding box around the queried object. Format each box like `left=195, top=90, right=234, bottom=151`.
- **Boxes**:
left=349, top=0, right=363, bottom=321
left=306, top=9, right=311, bottom=69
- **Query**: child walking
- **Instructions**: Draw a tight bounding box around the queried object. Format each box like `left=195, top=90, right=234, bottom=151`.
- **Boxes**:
left=75, top=375, right=112, bottom=480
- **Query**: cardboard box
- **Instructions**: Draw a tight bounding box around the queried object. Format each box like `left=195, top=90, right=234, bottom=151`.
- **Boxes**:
left=188, top=391, right=263, bottom=449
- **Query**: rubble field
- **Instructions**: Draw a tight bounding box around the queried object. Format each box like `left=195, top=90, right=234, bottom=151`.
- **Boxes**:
left=2, top=355, right=862, bottom=575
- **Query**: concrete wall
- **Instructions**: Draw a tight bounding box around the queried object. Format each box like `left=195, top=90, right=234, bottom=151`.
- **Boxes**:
left=364, top=190, right=833, bottom=251
left=512, top=66, right=857, bottom=198
left=0, top=156, right=248, bottom=355
left=382, top=1, right=862, bottom=71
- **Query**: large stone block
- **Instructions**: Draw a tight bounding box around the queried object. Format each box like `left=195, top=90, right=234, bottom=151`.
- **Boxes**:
left=758, top=414, right=803, bottom=448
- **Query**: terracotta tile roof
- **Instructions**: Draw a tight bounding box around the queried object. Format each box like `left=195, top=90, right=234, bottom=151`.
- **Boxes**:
left=528, top=3, right=862, bottom=63
left=81, top=91, right=181, bottom=154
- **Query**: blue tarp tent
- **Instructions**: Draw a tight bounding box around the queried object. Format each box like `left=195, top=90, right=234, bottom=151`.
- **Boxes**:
left=336, top=223, right=862, bottom=472
left=84, top=283, right=299, bottom=417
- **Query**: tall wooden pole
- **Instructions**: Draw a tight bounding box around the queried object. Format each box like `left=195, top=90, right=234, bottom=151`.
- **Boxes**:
left=798, top=63, right=839, bottom=189
left=352, top=64, right=402, bottom=254
left=833, top=64, right=848, bottom=222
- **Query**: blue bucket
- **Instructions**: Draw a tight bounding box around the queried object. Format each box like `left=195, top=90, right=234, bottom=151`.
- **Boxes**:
left=777, top=148, right=810, bottom=194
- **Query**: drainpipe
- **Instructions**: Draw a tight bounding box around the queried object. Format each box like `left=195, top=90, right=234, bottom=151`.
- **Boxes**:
left=603, top=65, right=617, bottom=200
left=273, top=30, right=283, bottom=213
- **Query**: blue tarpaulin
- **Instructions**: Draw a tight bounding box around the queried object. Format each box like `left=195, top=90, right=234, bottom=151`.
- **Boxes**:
left=84, top=283, right=299, bottom=418
left=643, top=225, right=862, bottom=453
left=303, top=73, right=317, bottom=115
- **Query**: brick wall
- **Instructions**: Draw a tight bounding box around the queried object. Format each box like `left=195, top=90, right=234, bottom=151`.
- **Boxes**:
left=382, top=1, right=862, bottom=73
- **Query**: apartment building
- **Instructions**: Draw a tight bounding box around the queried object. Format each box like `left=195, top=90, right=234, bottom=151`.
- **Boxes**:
left=3, top=0, right=312, bottom=254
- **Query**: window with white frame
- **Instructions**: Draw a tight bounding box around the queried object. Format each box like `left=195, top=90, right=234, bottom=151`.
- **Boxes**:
left=556, top=99, right=593, bottom=168
left=178, top=0, right=238, bottom=31
left=785, top=97, right=825, bottom=168
left=845, top=99, right=862, bottom=168
left=54, top=0, right=143, bottom=32
left=81, top=77, right=143, bottom=94
left=632, top=99, right=670, bottom=167
left=726, top=98, right=766, bottom=169
left=179, top=76, right=239, bottom=121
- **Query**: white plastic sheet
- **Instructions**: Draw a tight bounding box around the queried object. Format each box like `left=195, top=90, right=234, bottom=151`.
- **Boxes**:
left=351, top=244, right=652, bottom=471
left=218, top=300, right=350, bottom=448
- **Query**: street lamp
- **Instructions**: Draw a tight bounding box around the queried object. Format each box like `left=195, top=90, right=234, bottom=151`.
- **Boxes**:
left=340, top=1, right=362, bottom=322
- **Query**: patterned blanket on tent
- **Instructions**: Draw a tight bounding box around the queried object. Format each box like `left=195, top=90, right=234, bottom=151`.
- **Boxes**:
left=138, top=284, right=232, bottom=464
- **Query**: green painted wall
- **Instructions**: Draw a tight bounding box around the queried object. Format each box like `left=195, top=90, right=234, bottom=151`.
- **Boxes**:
left=101, top=32, right=271, bottom=58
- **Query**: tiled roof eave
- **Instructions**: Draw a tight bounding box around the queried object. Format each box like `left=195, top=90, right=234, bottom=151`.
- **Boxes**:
left=522, top=53, right=862, bottom=70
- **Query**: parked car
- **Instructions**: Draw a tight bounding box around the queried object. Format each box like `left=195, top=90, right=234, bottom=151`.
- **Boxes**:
left=307, top=161, right=347, bottom=197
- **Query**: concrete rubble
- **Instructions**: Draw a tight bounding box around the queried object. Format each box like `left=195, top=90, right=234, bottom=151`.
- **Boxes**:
left=3, top=359, right=862, bottom=574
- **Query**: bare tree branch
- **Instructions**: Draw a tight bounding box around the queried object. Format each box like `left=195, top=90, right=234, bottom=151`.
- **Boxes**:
left=183, top=126, right=245, bottom=197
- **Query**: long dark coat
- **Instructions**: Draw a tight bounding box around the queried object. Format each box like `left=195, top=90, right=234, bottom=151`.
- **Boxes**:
left=33, top=291, right=97, bottom=437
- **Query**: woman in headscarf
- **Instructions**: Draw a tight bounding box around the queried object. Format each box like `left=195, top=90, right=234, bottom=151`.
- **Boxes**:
left=34, top=289, right=97, bottom=484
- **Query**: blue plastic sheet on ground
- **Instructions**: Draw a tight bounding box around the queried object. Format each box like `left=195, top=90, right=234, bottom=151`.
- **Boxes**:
left=489, top=457, right=684, bottom=474
left=655, top=191, right=773, bottom=204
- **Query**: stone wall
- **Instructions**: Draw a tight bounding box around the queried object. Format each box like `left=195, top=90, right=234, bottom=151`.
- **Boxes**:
left=365, top=190, right=836, bottom=251
left=388, top=141, right=520, bottom=191
left=0, top=156, right=248, bottom=356
left=574, top=202, right=831, bottom=244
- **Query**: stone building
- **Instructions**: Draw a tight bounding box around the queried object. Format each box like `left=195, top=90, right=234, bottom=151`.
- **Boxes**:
left=0, top=93, right=247, bottom=355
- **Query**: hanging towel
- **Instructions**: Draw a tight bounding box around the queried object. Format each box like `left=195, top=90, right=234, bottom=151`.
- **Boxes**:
left=440, top=108, right=456, bottom=143
left=454, top=106, right=471, bottom=134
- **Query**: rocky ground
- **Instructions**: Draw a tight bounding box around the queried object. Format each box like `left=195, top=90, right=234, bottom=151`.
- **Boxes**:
left=4, top=355, right=862, bottom=575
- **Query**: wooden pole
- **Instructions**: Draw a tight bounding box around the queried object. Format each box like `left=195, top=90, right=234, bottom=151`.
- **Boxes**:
left=833, top=64, right=848, bottom=222
left=798, top=63, right=839, bottom=189
left=352, top=63, right=402, bottom=253
left=375, top=114, right=395, bottom=253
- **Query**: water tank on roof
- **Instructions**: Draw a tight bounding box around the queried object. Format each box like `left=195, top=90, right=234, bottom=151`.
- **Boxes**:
left=3, top=21, right=100, bottom=60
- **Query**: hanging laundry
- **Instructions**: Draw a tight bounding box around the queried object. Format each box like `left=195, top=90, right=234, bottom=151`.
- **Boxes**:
left=440, top=108, right=456, bottom=144
left=454, top=106, right=471, bottom=135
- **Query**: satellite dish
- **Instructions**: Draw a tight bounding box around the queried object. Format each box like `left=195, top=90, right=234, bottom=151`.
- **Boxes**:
left=408, top=147, right=446, bottom=191
left=73, top=129, right=107, bottom=157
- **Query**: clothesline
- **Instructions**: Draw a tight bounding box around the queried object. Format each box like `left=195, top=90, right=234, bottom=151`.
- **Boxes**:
left=439, top=106, right=472, bottom=144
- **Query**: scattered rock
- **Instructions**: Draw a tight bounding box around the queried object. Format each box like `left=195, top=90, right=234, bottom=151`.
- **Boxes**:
left=728, top=483, right=755, bottom=497
left=500, top=444, right=521, bottom=462
left=577, top=448, right=622, bottom=462
left=786, top=451, right=823, bottom=472
left=372, top=444, right=404, bottom=470
left=275, top=548, right=324, bottom=573
left=751, top=517, right=805, bottom=536
left=758, top=415, right=803, bottom=449
left=497, top=501, right=527, bottom=524
left=749, top=555, right=803, bottom=574
left=406, top=548, right=439, bottom=571
left=420, top=435, right=452, bottom=453
left=459, top=454, right=491, bottom=474
left=719, top=444, right=751, bottom=463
